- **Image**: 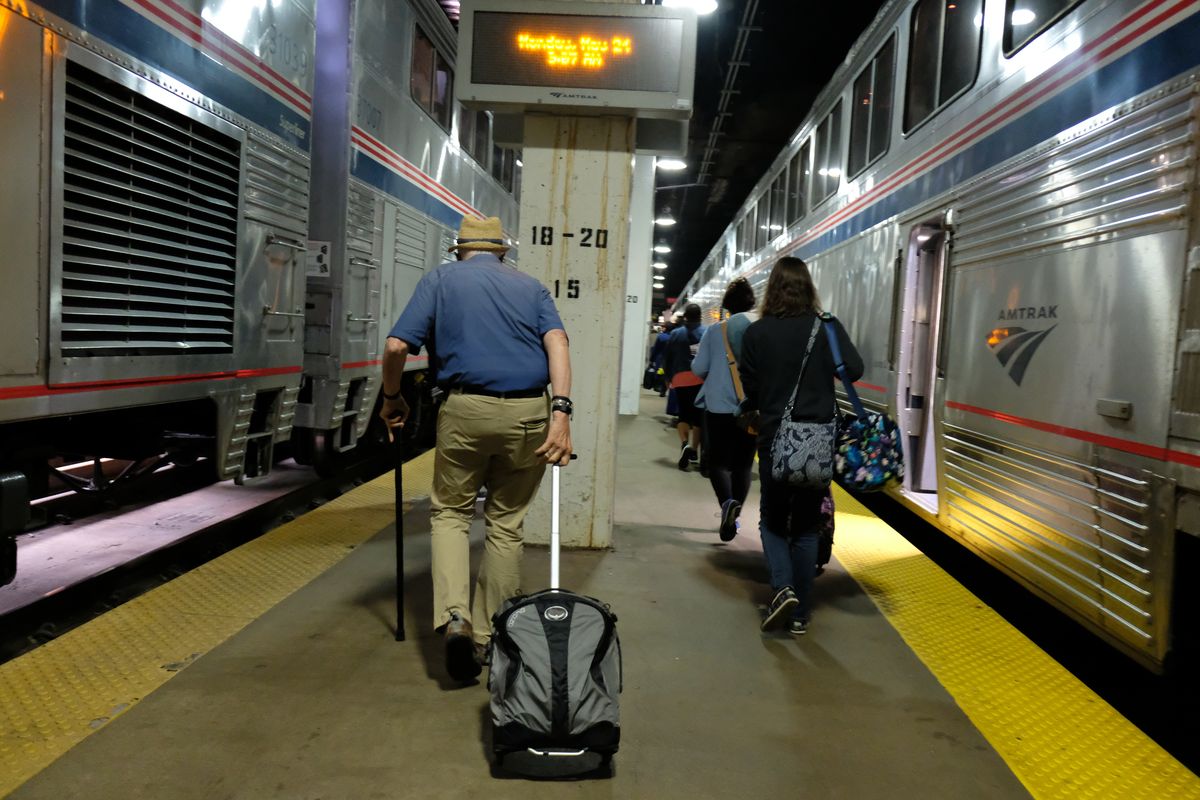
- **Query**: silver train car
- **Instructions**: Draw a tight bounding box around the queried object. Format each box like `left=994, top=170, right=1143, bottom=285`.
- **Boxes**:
left=0, top=0, right=318, bottom=497
left=296, top=0, right=519, bottom=466
left=0, top=0, right=519, bottom=580
left=679, top=0, right=1200, bottom=669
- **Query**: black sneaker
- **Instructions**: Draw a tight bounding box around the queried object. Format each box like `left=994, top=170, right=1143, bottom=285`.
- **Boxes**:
left=788, top=619, right=809, bottom=636
left=444, top=612, right=482, bottom=682
left=719, top=499, right=741, bottom=542
left=761, top=587, right=799, bottom=632
left=678, top=444, right=695, bottom=471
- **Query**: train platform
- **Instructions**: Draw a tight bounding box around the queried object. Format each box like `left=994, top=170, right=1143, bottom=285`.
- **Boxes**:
left=2, top=393, right=1198, bottom=799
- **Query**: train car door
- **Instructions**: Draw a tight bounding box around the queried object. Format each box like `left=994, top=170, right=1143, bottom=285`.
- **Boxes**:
left=895, top=215, right=952, bottom=507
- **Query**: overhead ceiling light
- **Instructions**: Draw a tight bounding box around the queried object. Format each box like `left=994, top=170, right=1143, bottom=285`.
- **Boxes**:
left=653, top=262, right=668, bottom=270
left=1011, top=8, right=1036, bottom=25
left=656, top=158, right=687, bottom=171
left=653, top=244, right=672, bottom=254
left=515, top=159, right=523, bottom=167
left=662, top=0, right=718, bottom=14
left=655, top=209, right=677, bottom=226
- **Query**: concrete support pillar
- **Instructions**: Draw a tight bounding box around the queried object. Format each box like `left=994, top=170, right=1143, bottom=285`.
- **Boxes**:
left=618, top=155, right=655, bottom=416
left=519, top=115, right=635, bottom=549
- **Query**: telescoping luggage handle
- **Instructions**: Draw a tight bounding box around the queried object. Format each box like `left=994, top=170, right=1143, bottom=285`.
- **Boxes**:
left=550, top=453, right=578, bottom=591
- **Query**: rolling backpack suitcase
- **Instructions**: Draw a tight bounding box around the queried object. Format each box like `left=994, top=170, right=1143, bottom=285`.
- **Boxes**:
left=488, top=464, right=622, bottom=770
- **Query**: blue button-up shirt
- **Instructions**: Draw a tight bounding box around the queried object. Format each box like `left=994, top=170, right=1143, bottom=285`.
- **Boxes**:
left=387, top=254, right=565, bottom=392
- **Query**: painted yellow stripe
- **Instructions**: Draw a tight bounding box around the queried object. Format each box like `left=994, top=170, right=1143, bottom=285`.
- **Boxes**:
left=831, top=486, right=1200, bottom=799
left=0, top=451, right=435, bottom=798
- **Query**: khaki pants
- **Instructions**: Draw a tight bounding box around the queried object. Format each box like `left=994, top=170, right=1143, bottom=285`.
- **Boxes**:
left=430, top=392, right=548, bottom=643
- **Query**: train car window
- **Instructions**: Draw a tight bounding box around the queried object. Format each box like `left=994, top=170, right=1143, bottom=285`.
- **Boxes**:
left=849, top=68, right=873, bottom=177
left=474, top=111, right=491, bottom=166
left=1004, top=0, right=1082, bottom=54
left=813, top=101, right=843, bottom=206
left=870, top=37, right=896, bottom=162
left=770, top=172, right=787, bottom=237
left=904, top=0, right=941, bottom=130
left=457, top=105, right=474, bottom=154
left=904, top=0, right=983, bottom=132
left=410, top=26, right=435, bottom=115
left=788, top=140, right=810, bottom=224
left=850, top=35, right=897, bottom=178
left=756, top=193, right=770, bottom=251
left=939, top=0, right=983, bottom=104
left=434, top=52, right=453, bottom=130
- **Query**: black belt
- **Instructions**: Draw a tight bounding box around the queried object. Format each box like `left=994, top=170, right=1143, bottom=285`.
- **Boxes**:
left=452, top=385, right=545, bottom=399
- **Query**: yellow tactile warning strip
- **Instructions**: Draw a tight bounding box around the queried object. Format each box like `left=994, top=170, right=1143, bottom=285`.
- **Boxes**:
left=831, top=486, right=1200, bottom=799
left=0, top=450, right=435, bottom=798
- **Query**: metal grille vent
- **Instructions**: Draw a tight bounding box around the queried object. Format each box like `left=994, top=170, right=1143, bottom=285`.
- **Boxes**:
left=59, top=60, right=242, bottom=356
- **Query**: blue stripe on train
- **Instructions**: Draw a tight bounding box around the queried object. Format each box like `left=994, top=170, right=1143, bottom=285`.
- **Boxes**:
left=796, top=9, right=1200, bottom=260
left=34, top=0, right=310, bottom=150
left=350, top=150, right=466, bottom=231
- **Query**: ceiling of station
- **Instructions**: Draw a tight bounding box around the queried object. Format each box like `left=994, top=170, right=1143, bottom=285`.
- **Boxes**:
left=435, top=1, right=887, bottom=312
left=650, top=1, right=887, bottom=311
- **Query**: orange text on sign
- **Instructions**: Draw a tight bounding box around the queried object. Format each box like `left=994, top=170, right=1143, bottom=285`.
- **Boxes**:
left=516, top=32, right=634, bottom=69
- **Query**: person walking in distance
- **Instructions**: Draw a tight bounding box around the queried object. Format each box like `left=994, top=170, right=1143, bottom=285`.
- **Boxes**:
left=379, top=216, right=574, bottom=682
left=739, top=257, right=862, bottom=636
left=663, top=303, right=707, bottom=471
left=691, top=278, right=758, bottom=541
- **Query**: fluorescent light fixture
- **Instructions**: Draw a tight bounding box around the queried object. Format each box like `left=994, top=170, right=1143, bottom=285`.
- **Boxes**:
left=653, top=262, right=668, bottom=270
left=662, top=0, right=718, bottom=14
left=1011, top=8, right=1036, bottom=25
left=655, top=216, right=677, bottom=226
left=770, top=224, right=783, bottom=231
left=656, top=158, right=687, bottom=171
left=653, top=244, right=672, bottom=254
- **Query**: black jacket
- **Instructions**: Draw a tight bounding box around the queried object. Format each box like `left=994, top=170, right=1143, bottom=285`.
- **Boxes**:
left=739, top=313, right=864, bottom=446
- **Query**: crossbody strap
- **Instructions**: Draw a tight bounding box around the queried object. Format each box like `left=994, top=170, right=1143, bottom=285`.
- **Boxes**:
left=720, top=321, right=746, bottom=404
left=782, top=317, right=823, bottom=419
left=822, top=318, right=869, bottom=420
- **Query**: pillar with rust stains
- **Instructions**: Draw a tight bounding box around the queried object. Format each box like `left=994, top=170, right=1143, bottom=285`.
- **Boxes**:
left=519, top=114, right=635, bottom=549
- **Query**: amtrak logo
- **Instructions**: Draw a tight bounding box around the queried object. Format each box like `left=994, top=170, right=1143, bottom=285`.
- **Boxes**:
left=987, top=324, right=1057, bottom=386
left=544, top=605, right=569, bottom=622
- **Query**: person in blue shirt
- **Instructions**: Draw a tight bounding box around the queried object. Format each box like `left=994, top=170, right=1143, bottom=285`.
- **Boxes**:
left=379, top=216, right=573, bottom=683
left=663, top=304, right=707, bottom=470
left=647, top=321, right=673, bottom=396
left=692, top=278, right=758, bottom=541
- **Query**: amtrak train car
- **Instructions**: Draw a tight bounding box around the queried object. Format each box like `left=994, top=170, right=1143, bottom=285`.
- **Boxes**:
left=0, top=2, right=316, bottom=507
left=679, top=0, right=1200, bottom=669
left=296, top=0, right=520, bottom=465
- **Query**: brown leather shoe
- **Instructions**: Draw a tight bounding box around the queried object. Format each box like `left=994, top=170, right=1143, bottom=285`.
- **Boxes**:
left=445, top=612, right=482, bottom=682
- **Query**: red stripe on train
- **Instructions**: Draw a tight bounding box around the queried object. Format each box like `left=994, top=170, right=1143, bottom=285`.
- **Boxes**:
left=945, top=400, right=1200, bottom=468
left=0, top=366, right=302, bottom=400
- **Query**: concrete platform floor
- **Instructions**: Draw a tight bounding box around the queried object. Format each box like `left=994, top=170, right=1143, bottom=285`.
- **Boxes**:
left=10, top=393, right=1029, bottom=799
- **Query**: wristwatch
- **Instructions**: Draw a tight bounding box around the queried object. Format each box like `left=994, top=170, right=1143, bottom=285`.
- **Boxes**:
left=551, top=396, right=573, bottom=417
left=382, top=387, right=401, bottom=400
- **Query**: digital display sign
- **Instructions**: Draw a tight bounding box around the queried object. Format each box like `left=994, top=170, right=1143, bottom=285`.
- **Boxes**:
left=457, top=0, right=697, bottom=119
left=471, top=12, right=684, bottom=93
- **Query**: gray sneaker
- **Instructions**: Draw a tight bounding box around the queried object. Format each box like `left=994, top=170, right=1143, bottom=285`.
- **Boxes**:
left=761, top=587, right=799, bottom=631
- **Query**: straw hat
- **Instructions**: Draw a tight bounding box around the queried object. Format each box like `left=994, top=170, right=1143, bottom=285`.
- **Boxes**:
left=448, top=216, right=509, bottom=252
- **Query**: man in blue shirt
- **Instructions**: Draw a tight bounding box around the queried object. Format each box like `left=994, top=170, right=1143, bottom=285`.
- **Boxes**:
left=380, top=216, right=573, bottom=683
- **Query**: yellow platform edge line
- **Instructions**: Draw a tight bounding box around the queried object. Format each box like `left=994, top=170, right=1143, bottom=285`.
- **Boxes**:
left=0, top=450, right=435, bottom=798
left=830, top=485, right=1200, bottom=800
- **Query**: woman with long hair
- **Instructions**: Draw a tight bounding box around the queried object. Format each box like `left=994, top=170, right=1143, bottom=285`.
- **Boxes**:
left=691, top=278, right=759, bottom=540
left=738, top=257, right=863, bottom=635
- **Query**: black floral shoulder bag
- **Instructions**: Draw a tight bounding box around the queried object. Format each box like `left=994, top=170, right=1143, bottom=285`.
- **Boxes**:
left=768, top=317, right=836, bottom=489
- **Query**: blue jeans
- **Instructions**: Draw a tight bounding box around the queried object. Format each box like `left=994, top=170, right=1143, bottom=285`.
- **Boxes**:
left=758, top=452, right=823, bottom=622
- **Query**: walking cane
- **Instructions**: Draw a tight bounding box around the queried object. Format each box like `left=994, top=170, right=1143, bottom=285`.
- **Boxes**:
left=393, top=427, right=406, bottom=642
